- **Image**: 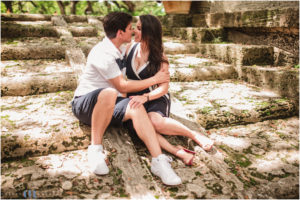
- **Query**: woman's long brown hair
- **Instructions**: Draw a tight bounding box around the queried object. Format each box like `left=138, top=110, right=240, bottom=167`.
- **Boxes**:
left=140, top=15, right=168, bottom=77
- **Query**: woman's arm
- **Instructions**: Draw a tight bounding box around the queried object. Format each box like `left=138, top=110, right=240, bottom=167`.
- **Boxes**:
left=128, top=61, right=170, bottom=108
left=144, top=62, right=169, bottom=101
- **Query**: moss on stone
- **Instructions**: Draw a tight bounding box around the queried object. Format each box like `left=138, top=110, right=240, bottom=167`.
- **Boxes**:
left=24, top=134, right=30, bottom=141
left=205, top=183, right=223, bottom=195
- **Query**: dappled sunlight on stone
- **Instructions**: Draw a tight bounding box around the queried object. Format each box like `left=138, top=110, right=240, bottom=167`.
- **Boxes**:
left=251, top=153, right=298, bottom=175
left=249, top=90, right=280, bottom=98
left=1, top=9, right=299, bottom=198
left=164, top=41, right=185, bottom=49
left=14, top=21, right=52, bottom=26
left=176, top=56, right=210, bottom=65
left=211, top=134, right=252, bottom=152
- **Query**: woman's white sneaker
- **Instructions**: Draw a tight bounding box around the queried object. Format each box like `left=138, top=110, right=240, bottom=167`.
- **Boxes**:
left=151, top=154, right=182, bottom=185
left=88, top=145, right=109, bottom=175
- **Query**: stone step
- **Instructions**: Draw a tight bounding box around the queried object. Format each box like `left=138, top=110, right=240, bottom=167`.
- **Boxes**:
left=226, top=29, right=298, bottom=67
left=2, top=99, right=297, bottom=199
left=1, top=37, right=65, bottom=60
left=130, top=116, right=298, bottom=199
left=160, top=8, right=298, bottom=29
left=164, top=40, right=275, bottom=66
left=1, top=21, right=99, bottom=38
left=1, top=22, right=59, bottom=38
left=1, top=60, right=77, bottom=96
left=1, top=95, right=298, bottom=198
left=1, top=78, right=296, bottom=160
left=1, top=13, right=52, bottom=21
left=167, top=54, right=238, bottom=81
left=171, top=27, right=227, bottom=43
left=68, top=26, right=98, bottom=37
left=0, top=91, right=86, bottom=160
left=241, top=65, right=299, bottom=110
left=1, top=146, right=162, bottom=199
left=1, top=116, right=298, bottom=199
left=207, top=116, right=299, bottom=199
left=169, top=80, right=296, bottom=129
left=63, top=15, right=103, bottom=23
left=1, top=13, right=102, bottom=23
left=74, top=37, right=103, bottom=57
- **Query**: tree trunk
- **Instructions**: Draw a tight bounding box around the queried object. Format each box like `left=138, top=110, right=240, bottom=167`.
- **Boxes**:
left=123, top=1, right=135, bottom=12
left=85, top=1, right=94, bottom=15
left=104, top=1, right=111, bottom=12
left=18, top=1, right=26, bottom=13
left=3, top=1, right=13, bottom=13
left=57, top=1, right=66, bottom=15
left=71, top=1, right=79, bottom=15
left=30, top=1, right=47, bottom=14
left=112, top=1, right=120, bottom=9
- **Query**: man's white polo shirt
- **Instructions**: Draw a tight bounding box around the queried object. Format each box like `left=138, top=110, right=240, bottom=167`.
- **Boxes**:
left=74, top=37, right=125, bottom=97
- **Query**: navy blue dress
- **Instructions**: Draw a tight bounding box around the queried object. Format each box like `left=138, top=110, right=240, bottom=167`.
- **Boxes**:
left=125, top=43, right=170, bottom=117
left=123, top=43, right=171, bottom=137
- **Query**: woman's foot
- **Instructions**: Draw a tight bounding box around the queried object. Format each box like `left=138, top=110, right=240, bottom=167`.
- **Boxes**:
left=175, top=146, right=195, bottom=166
left=192, top=131, right=214, bottom=151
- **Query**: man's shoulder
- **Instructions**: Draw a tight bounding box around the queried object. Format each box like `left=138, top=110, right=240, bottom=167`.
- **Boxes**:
left=89, top=42, right=112, bottom=59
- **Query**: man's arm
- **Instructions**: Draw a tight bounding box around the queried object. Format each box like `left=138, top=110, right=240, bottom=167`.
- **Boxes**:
left=109, top=68, right=169, bottom=93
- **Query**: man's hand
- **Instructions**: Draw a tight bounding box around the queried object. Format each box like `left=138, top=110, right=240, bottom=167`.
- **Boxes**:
left=153, top=68, right=170, bottom=84
left=129, top=95, right=147, bottom=109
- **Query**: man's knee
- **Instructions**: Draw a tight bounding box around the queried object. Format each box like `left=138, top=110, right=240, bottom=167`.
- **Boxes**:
left=97, top=88, right=118, bottom=108
left=148, top=112, right=164, bottom=131
left=98, top=88, right=118, bottom=100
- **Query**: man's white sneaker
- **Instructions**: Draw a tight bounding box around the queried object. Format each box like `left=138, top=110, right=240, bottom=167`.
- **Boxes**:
left=151, top=154, right=182, bottom=185
left=88, top=145, right=109, bottom=175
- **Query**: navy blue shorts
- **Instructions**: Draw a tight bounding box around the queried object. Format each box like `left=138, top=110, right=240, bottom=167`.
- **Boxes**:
left=71, top=88, right=130, bottom=127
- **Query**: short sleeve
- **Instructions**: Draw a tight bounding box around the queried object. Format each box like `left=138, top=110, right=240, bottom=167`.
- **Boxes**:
left=91, top=54, right=121, bottom=80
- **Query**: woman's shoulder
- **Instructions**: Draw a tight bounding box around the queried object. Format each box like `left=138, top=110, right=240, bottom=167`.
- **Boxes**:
left=125, top=41, right=139, bottom=56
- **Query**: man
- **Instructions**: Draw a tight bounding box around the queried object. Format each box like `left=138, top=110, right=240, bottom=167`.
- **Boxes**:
left=71, top=12, right=181, bottom=185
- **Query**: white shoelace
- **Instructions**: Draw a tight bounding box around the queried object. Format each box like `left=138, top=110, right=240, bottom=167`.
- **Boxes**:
left=160, top=154, right=173, bottom=167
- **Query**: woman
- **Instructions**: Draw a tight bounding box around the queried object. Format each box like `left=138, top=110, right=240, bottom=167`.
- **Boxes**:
left=124, top=15, right=214, bottom=165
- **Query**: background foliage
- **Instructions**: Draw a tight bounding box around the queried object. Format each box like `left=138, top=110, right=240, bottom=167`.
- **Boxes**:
left=1, top=1, right=165, bottom=16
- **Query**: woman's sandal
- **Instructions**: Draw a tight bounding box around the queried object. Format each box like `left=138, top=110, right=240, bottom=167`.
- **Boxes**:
left=176, top=145, right=195, bottom=166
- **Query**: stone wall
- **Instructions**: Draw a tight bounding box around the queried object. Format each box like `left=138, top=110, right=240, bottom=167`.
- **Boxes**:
left=208, top=1, right=298, bottom=13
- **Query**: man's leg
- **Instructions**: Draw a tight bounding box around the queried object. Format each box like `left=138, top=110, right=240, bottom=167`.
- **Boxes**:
left=122, top=105, right=181, bottom=185
left=88, top=88, right=118, bottom=175
left=91, top=88, right=118, bottom=145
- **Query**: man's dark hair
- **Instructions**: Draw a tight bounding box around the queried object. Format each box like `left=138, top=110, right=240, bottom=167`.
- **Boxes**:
left=103, top=12, right=132, bottom=39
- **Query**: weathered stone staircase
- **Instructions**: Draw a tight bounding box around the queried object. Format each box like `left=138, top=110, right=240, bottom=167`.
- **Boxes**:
left=1, top=12, right=299, bottom=199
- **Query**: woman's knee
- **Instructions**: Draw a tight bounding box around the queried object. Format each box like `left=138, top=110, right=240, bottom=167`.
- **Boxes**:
left=128, top=105, right=147, bottom=118
left=148, top=112, right=165, bottom=132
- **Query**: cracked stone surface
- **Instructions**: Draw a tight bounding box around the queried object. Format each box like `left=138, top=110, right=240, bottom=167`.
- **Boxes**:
left=168, top=54, right=238, bottom=81
left=169, top=80, right=296, bottom=129
left=1, top=59, right=76, bottom=96
left=1, top=91, right=90, bottom=159
left=3, top=117, right=296, bottom=199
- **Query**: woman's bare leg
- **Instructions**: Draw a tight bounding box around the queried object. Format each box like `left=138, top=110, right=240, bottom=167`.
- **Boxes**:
left=123, top=106, right=162, bottom=157
left=148, top=112, right=214, bottom=151
left=156, top=133, right=194, bottom=165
